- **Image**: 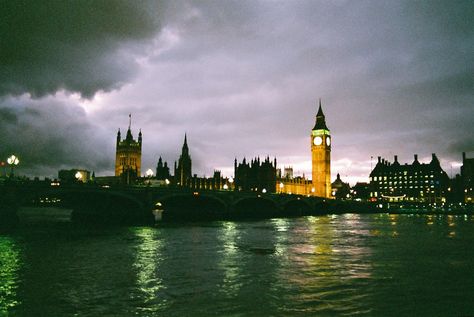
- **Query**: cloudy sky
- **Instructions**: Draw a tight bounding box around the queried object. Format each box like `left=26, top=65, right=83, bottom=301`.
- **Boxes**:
left=1, top=0, right=473, bottom=184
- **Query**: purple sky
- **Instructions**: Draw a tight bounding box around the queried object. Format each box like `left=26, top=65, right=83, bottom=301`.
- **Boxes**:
left=1, top=1, right=473, bottom=185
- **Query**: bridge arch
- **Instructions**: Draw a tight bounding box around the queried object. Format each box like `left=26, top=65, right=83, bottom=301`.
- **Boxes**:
left=157, top=193, right=227, bottom=221
left=231, top=196, right=280, bottom=219
left=68, top=190, right=151, bottom=224
left=282, top=199, right=313, bottom=217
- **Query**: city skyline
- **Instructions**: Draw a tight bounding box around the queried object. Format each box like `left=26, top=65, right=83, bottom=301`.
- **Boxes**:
left=1, top=1, right=473, bottom=184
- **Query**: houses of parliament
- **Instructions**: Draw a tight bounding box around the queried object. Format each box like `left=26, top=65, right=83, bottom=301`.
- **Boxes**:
left=113, top=102, right=333, bottom=198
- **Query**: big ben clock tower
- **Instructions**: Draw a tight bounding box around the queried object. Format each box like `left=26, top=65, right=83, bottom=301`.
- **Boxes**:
left=311, top=100, right=331, bottom=198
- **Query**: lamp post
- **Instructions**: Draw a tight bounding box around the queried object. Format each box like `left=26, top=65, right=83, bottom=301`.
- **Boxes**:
left=7, top=155, right=19, bottom=178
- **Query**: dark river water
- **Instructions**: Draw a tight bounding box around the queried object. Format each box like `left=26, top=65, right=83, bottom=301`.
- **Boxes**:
left=1, top=213, right=474, bottom=316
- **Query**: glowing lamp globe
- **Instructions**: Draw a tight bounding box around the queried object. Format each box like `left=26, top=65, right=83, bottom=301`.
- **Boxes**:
left=75, top=171, right=83, bottom=180
left=145, top=169, right=154, bottom=177
left=7, top=155, right=19, bottom=166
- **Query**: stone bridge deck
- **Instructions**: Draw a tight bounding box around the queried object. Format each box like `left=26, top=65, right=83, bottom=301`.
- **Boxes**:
left=1, top=182, right=375, bottom=224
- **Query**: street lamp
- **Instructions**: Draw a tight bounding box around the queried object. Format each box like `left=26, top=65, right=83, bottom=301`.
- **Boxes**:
left=7, top=154, right=19, bottom=177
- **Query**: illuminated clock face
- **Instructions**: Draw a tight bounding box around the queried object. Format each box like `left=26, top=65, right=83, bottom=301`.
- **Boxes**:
left=326, top=137, right=331, bottom=146
left=314, top=136, right=323, bottom=146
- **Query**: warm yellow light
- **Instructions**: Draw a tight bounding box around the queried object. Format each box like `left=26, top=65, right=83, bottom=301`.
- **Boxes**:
left=223, top=184, right=229, bottom=190
left=75, top=171, right=83, bottom=180
left=262, top=188, right=267, bottom=193
left=279, top=182, right=284, bottom=189
left=165, top=179, right=170, bottom=185
left=228, top=177, right=234, bottom=183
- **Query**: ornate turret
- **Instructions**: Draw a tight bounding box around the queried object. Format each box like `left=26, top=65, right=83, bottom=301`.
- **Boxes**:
left=138, top=129, right=142, bottom=147
left=116, top=128, right=121, bottom=145
left=175, top=134, right=192, bottom=186
left=182, top=133, right=189, bottom=154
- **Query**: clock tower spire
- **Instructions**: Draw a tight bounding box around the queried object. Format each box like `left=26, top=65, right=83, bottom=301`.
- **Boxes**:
left=311, top=99, right=331, bottom=198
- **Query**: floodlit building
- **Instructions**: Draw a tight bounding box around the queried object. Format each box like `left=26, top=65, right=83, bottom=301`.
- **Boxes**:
left=115, top=115, right=142, bottom=183
left=278, top=100, right=332, bottom=197
left=369, top=154, right=449, bottom=204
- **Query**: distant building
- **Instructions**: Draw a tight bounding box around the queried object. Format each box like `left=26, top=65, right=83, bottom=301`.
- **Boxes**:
left=58, top=169, right=91, bottom=183
left=351, top=182, right=371, bottom=201
left=156, top=156, right=170, bottom=181
left=447, top=174, right=464, bottom=204
left=331, top=173, right=350, bottom=199
left=283, top=166, right=294, bottom=179
left=461, top=152, right=474, bottom=203
left=369, top=154, right=449, bottom=204
left=234, top=157, right=277, bottom=193
left=115, top=115, right=142, bottom=184
left=174, top=134, right=192, bottom=187
left=189, top=170, right=233, bottom=191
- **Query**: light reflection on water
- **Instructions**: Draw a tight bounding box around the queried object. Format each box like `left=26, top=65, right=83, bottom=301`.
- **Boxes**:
left=217, top=221, right=242, bottom=298
left=0, top=237, right=21, bottom=314
left=1, top=213, right=474, bottom=316
left=132, top=227, right=168, bottom=313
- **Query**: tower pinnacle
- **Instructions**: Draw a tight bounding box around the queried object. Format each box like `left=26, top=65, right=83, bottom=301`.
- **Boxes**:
left=313, top=99, right=329, bottom=131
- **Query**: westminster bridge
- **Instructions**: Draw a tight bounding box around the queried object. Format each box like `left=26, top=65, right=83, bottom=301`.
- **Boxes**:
left=0, top=180, right=375, bottom=225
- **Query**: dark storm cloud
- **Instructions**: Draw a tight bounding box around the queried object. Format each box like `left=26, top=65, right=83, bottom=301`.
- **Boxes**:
left=3, top=0, right=473, bottom=181
left=0, top=96, right=111, bottom=177
left=0, top=0, right=161, bottom=98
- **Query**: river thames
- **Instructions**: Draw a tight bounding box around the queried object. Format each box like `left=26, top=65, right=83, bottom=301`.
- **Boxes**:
left=1, top=213, right=474, bottom=316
